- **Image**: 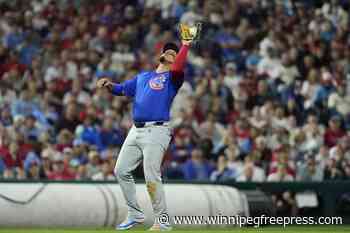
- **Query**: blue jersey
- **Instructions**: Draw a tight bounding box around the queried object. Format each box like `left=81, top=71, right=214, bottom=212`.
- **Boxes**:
left=112, top=71, right=184, bottom=122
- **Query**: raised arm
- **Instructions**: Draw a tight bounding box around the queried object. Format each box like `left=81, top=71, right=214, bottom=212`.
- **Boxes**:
left=170, top=41, right=191, bottom=85
left=171, top=42, right=190, bottom=73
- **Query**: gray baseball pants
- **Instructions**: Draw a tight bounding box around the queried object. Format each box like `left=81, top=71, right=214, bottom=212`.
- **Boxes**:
left=114, top=124, right=171, bottom=220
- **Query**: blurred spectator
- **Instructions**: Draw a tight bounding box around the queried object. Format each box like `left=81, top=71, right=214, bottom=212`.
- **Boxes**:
left=145, top=23, right=162, bottom=53
left=182, top=148, right=214, bottom=181
left=92, top=161, right=115, bottom=181
left=328, top=85, right=350, bottom=117
left=76, top=164, right=88, bottom=180
left=47, top=152, right=75, bottom=180
left=76, top=115, right=102, bottom=150
left=40, top=150, right=51, bottom=179
left=86, top=150, right=101, bottom=178
left=297, top=156, right=324, bottom=181
left=99, top=116, right=124, bottom=150
left=56, top=129, right=73, bottom=151
left=1, top=141, right=25, bottom=179
left=236, top=158, right=266, bottom=182
left=11, top=90, right=40, bottom=117
left=198, top=112, right=226, bottom=148
left=26, top=160, right=41, bottom=179
left=324, top=116, right=345, bottom=148
left=56, top=103, right=81, bottom=133
left=210, top=155, right=235, bottom=182
left=324, top=158, right=344, bottom=180
left=267, top=164, right=294, bottom=182
left=225, top=144, right=242, bottom=173
left=21, top=115, right=41, bottom=141
left=71, top=139, right=89, bottom=165
left=0, top=156, right=5, bottom=177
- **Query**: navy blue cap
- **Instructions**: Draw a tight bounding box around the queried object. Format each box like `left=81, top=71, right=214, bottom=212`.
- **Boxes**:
left=162, top=42, right=179, bottom=53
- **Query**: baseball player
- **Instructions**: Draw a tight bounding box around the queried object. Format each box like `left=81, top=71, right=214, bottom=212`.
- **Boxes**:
left=96, top=24, right=199, bottom=231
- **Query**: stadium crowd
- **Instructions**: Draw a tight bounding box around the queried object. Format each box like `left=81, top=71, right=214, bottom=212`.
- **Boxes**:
left=0, top=0, right=350, bottom=182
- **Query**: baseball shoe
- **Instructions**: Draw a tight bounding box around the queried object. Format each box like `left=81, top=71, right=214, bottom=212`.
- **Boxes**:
left=116, top=214, right=145, bottom=230
left=148, top=223, right=173, bottom=231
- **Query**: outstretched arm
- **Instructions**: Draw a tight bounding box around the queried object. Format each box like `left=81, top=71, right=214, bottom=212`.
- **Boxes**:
left=96, top=78, right=113, bottom=91
left=96, top=77, right=137, bottom=97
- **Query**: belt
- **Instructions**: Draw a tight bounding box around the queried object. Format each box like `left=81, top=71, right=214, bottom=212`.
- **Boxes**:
left=134, top=121, right=168, bottom=128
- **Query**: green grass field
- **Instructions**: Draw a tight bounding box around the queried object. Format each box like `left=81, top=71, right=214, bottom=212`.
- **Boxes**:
left=1, top=226, right=350, bottom=233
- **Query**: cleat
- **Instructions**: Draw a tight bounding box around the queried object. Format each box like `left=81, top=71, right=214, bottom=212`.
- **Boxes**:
left=148, top=223, right=173, bottom=231
left=116, top=216, right=145, bottom=230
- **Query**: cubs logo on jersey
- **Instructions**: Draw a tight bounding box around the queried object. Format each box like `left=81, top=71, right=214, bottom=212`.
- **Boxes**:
left=149, top=75, right=167, bottom=90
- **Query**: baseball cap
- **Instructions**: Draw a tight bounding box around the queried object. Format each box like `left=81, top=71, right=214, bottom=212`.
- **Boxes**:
left=163, top=42, right=179, bottom=53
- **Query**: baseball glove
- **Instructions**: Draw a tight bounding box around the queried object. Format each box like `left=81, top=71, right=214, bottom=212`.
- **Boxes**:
left=179, top=22, right=201, bottom=42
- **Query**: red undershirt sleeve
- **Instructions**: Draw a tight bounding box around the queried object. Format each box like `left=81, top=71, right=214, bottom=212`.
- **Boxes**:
left=171, top=44, right=189, bottom=72
left=170, top=44, right=189, bottom=87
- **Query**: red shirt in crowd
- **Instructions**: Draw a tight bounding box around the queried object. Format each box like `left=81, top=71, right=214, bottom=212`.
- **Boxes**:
left=0, top=146, right=23, bottom=169
left=55, top=143, right=73, bottom=152
left=47, top=169, right=75, bottom=180
left=324, top=128, right=345, bottom=148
